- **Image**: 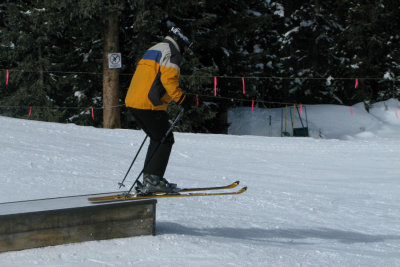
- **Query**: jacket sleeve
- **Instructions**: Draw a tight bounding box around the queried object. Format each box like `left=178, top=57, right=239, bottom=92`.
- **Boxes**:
left=159, top=53, right=186, bottom=105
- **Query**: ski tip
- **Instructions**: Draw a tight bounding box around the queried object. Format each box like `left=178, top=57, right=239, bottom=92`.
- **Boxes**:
left=236, top=186, right=247, bottom=194
left=234, top=180, right=240, bottom=185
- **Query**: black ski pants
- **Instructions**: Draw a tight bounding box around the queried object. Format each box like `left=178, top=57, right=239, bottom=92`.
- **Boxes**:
left=131, top=108, right=174, bottom=178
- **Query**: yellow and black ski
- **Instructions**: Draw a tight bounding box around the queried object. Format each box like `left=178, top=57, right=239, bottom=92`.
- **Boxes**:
left=89, top=181, right=245, bottom=203
left=178, top=180, right=240, bottom=192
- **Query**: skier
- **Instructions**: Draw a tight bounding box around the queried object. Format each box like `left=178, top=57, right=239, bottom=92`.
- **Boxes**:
left=125, top=27, right=193, bottom=195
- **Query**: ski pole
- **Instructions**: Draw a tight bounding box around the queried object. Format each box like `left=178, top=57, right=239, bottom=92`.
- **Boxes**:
left=118, top=134, right=149, bottom=188
left=125, top=108, right=185, bottom=195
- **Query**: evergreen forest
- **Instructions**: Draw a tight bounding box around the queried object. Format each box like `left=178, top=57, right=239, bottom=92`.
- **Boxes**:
left=0, top=0, right=399, bottom=132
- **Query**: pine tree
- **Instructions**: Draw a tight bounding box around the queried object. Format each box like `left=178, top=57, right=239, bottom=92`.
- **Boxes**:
left=279, top=0, right=347, bottom=104
left=0, top=1, right=65, bottom=121
left=334, top=0, right=400, bottom=103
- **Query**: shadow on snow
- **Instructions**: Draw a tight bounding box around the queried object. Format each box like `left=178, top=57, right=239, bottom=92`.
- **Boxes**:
left=157, top=222, right=399, bottom=245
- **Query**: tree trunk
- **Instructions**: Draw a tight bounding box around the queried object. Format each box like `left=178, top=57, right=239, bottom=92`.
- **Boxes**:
left=102, top=14, right=121, bottom=129
left=314, top=0, right=321, bottom=14
left=38, top=46, right=44, bottom=88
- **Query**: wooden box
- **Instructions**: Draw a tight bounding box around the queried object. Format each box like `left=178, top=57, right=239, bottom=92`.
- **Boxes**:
left=0, top=193, right=156, bottom=252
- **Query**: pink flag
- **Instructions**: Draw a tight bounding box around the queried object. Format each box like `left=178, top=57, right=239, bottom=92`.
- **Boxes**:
left=91, top=107, right=95, bottom=120
left=242, top=77, right=245, bottom=94
left=214, top=76, right=217, bottom=96
left=300, top=104, right=303, bottom=116
left=6, top=69, right=9, bottom=85
left=355, top=78, right=359, bottom=88
left=396, top=106, right=399, bottom=119
left=252, top=99, right=254, bottom=112
left=196, top=94, right=199, bottom=106
left=28, top=106, right=32, bottom=117
left=350, top=106, right=354, bottom=115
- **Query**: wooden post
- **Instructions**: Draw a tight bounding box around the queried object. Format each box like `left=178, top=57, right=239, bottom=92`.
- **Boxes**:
left=103, top=13, right=121, bottom=129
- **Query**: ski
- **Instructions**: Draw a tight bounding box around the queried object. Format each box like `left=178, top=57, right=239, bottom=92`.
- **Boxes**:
left=89, top=181, right=245, bottom=203
left=179, top=180, right=240, bottom=192
left=89, top=180, right=240, bottom=202
left=89, top=186, right=247, bottom=203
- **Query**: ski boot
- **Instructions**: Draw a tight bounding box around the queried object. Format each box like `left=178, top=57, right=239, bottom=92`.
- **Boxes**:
left=136, top=173, right=179, bottom=195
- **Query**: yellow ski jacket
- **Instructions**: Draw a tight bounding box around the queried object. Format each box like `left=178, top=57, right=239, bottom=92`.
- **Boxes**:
left=125, top=36, right=186, bottom=111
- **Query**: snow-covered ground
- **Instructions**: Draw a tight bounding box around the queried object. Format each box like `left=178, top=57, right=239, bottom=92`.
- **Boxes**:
left=1, top=99, right=400, bottom=266
left=228, top=98, right=400, bottom=140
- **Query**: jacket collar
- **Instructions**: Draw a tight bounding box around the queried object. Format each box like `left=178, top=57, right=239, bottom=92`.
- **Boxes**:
left=165, top=36, right=180, bottom=52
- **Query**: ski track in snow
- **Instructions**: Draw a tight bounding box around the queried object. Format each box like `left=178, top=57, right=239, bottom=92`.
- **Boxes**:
left=1, top=101, right=400, bottom=266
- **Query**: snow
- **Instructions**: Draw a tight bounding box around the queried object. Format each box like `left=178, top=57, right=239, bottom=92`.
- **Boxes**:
left=74, top=91, right=85, bottom=100
left=383, top=71, right=394, bottom=80
left=221, top=47, right=230, bottom=57
left=228, top=99, right=400, bottom=140
left=1, top=99, right=400, bottom=266
left=284, top=26, right=299, bottom=39
left=300, top=21, right=313, bottom=28
left=272, top=2, right=285, bottom=18
left=253, top=44, right=263, bottom=54
left=247, top=10, right=262, bottom=17
left=326, top=76, right=334, bottom=86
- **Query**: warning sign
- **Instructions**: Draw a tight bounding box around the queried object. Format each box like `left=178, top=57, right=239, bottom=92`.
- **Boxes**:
left=108, top=53, right=122, bottom=69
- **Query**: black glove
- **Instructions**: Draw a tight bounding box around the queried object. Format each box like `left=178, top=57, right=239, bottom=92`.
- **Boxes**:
left=180, top=94, right=196, bottom=110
